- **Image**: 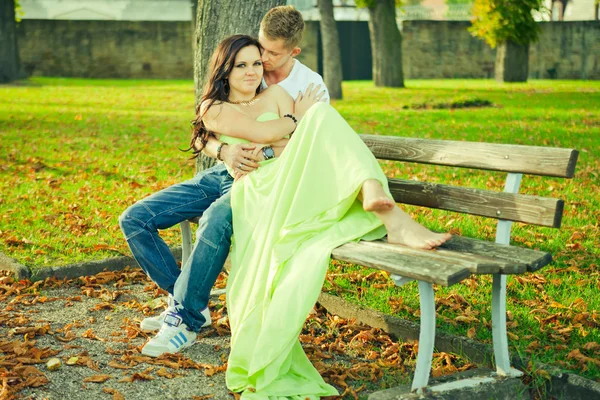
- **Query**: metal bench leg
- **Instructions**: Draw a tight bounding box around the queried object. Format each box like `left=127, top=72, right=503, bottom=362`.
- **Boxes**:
left=411, top=281, right=435, bottom=393
left=180, top=220, right=193, bottom=267
left=491, top=172, right=523, bottom=378
left=492, top=274, right=510, bottom=374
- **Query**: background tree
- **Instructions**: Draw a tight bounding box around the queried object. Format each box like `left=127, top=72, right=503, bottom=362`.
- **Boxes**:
left=193, top=0, right=285, bottom=171
left=0, top=0, right=22, bottom=83
left=318, top=0, right=343, bottom=99
left=556, top=0, right=570, bottom=20
left=190, top=0, right=197, bottom=51
left=469, top=0, right=544, bottom=83
left=596, top=0, right=600, bottom=20
left=549, top=0, right=570, bottom=20
left=356, top=0, right=404, bottom=88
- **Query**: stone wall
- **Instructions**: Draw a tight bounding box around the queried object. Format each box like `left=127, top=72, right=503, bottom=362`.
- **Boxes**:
left=17, top=20, right=193, bottom=79
left=529, top=22, right=600, bottom=80
left=402, top=21, right=496, bottom=79
left=296, top=21, right=319, bottom=74
left=16, top=19, right=600, bottom=80
left=402, top=20, right=600, bottom=80
left=17, top=19, right=318, bottom=80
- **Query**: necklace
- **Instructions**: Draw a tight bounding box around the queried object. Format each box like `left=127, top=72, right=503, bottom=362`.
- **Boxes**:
left=227, top=96, right=261, bottom=106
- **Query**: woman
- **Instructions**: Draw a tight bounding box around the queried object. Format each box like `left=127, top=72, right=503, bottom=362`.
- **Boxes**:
left=193, top=35, right=450, bottom=399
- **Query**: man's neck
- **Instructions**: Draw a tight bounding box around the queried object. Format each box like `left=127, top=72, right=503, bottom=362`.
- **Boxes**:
left=264, top=58, right=296, bottom=86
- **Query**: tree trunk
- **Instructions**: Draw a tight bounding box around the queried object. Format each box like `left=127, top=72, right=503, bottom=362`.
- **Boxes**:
left=191, top=0, right=197, bottom=52
left=495, top=40, right=529, bottom=83
left=558, top=0, right=569, bottom=21
left=595, top=2, right=599, bottom=20
left=367, top=0, right=404, bottom=88
left=0, top=0, right=22, bottom=83
left=193, top=0, right=285, bottom=172
left=318, top=0, right=342, bottom=99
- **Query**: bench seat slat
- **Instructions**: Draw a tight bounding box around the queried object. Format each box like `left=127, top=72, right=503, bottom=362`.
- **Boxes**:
left=360, top=135, right=579, bottom=178
left=388, top=178, right=564, bottom=228
left=356, top=239, right=526, bottom=275
left=440, top=236, right=552, bottom=272
left=331, top=241, right=472, bottom=286
left=331, top=236, right=551, bottom=284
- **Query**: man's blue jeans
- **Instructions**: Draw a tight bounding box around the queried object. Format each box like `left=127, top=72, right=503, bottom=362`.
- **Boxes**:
left=118, top=163, right=233, bottom=332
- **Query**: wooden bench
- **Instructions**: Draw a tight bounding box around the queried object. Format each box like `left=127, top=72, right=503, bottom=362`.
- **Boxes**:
left=179, top=135, right=578, bottom=395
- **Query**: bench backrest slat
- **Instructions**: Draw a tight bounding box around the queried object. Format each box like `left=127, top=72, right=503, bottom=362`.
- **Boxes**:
left=361, top=135, right=579, bottom=178
left=388, top=178, right=564, bottom=228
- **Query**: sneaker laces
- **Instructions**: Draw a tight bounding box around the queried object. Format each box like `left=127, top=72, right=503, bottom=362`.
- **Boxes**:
left=153, top=311, right=184, bottom=343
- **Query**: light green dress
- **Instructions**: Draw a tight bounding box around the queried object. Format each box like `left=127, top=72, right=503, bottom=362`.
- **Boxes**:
left=223, top=103, right=390, bottom=399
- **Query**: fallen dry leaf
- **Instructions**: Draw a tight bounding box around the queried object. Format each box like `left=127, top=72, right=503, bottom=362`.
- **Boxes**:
left=103, top=387, right=125, bottom=400
left=83, top=374, right=112, bottom=383
left=119, top=372, right=155, bottom=382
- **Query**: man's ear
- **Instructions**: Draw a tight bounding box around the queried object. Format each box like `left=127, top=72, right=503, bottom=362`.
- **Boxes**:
left=291, top=47, right=301, bottom=57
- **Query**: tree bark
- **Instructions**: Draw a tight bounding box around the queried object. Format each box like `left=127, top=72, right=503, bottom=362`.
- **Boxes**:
left=318, top=0, right=342, bottom=99
left=367, top=0, right=404, bottom=88
left=191, top=0, right=197, bottom=52
left=558, top=0, right=569, bottom=21
left=193, top=0, right=285, bottom=172
left=495, top=40, right=529, bottom=83
left=0, top=0, right=22, bottom=83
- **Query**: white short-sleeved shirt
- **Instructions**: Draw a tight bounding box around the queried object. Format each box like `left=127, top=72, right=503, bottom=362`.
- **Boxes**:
left=261, top=59, right=330, bottom=104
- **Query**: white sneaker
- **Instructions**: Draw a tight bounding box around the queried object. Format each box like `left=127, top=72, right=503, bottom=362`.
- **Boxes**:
left=141, top=310, right=196, bottom=357
left=140, top=295, right=175, bottom=332
left=140, top=308, right=212, bottom=358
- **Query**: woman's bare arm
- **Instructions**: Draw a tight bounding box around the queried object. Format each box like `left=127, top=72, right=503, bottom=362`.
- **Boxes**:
left=202, top=99, right=295, bottom=144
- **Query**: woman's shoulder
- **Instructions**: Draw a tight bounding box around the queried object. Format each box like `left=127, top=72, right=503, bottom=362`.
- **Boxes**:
left=261, top=84, right=294, bottom=110
left=260, top=84, right=289, bottom=99
left=200, top=99, right=226, bottom=117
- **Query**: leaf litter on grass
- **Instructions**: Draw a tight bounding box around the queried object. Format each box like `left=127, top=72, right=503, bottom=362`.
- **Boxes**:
left=1, top=78, right=599, bottom=395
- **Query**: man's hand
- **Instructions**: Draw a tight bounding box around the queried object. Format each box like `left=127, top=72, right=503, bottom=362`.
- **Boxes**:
left=221, top=143, right=260, bottom=176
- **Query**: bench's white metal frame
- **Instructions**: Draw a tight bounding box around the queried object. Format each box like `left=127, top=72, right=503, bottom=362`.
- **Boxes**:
left=180, top=220, right=193, bottom=266
left=389, top=172, right=525, bottom=394
left=178, top=172, right=526, bottom=394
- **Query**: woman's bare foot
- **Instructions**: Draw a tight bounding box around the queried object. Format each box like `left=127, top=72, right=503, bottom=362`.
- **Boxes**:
left=374, top=207, right=452, bottom=250
left=361, top=179, right=395, bottom=212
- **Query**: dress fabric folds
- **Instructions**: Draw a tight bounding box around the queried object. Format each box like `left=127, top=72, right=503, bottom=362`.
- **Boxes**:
left=225, top=103, right=391, bottom=399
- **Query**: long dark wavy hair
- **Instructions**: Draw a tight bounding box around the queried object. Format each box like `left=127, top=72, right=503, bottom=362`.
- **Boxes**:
left=188, top=35, right=262, bottom=156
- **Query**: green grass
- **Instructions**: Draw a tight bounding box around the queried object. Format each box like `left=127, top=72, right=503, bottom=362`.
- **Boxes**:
left=1, top=78, right=599, bottom=382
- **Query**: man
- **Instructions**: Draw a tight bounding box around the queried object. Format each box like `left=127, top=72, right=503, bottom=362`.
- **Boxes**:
left=119, top=5, right=330, bottom=358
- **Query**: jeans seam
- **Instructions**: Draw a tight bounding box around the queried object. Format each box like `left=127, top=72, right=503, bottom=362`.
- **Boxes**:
left=194, top=223, right=231, bottom=308
left=198, top=236, right=218, bottom=250
left=123, top=228, right=145, bottom=241
left=134, top=194, right=219, bottom=233
left=149, top=228, right=173, bottom=282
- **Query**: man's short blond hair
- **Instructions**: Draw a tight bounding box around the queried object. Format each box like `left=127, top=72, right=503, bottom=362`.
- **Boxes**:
left=260, top=5, right=304, bottom=49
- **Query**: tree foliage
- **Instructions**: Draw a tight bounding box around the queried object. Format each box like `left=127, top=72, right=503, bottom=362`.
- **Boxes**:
left=14, top=0, right=23, bottom=22
left=469, top=0, right=545, bottom=48
left=355, top=0, right=403, bottom=8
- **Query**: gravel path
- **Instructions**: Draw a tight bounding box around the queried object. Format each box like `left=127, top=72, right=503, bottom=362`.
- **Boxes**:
left=1, top=268, right=411, bottom=400
left=1, top=270, right=232, bottom=400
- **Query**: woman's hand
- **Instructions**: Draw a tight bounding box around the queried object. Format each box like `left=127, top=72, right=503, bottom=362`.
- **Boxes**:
left=221, top=143, right=260, bottom=175
left=250, top=144, right=265, bottom=161
left=294, top=83, right=327, bottom=121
